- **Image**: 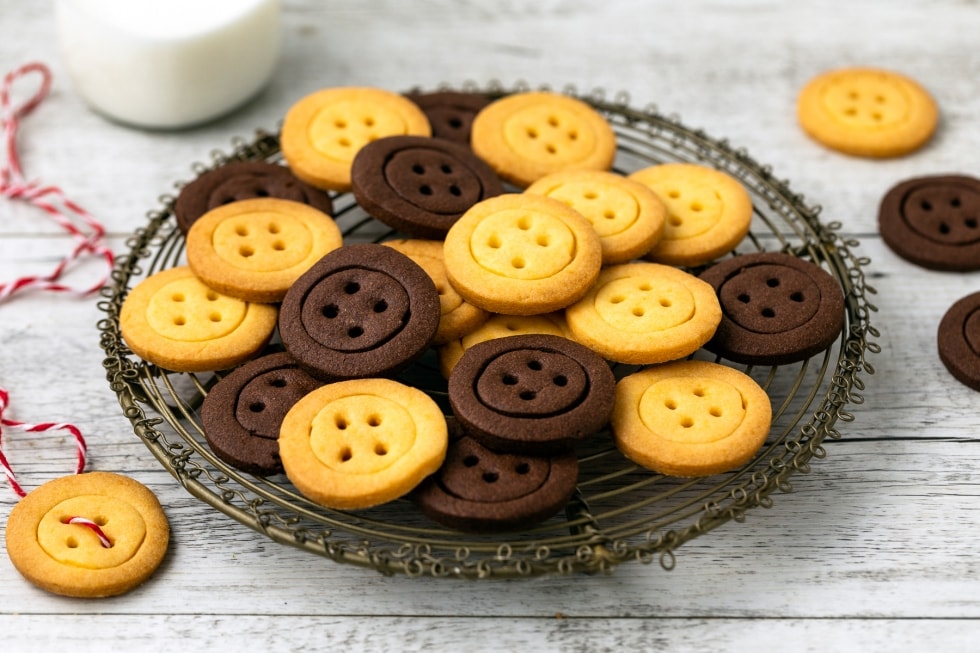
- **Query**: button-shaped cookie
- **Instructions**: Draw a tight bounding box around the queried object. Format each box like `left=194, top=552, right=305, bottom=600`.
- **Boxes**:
left=404, top=90, right=492, bottom=144
left=938, top=291, right=980, bottom=391
left=278, top=378, right=448, bottom=509
left=878, top=174, right=980, bottom=271
left=612, top=360, right=772, bottom=477
left=448, top=334, right=615, bottom=454
left=699, top=252, right=845, bottom=365
left=279, top=244, right=440, bottom=380
left=437, top=311, right=569, bottom=378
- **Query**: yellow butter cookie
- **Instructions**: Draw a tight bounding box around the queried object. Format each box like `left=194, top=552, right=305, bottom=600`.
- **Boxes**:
left=119, top=266, right=278, bottom=372
left=471, top=91, right=617, bottom=187
left=797, top=67, right=938, bottom=158
left=565, top=261, right=721, bottom=365
left=612, top=360, right=771, bottom=477
left=437, top=311, right=569, bottom=378
left=279, top=378, right=448, bottom=510
left=629, top=163, right=753, bottom=267
left=443, top=193, right=603, bottom=315
left=525, top=170, right=665, bottom=265
left=281, top=86, right=431, bottom=192
left=186, top=198, right=343, bottom=303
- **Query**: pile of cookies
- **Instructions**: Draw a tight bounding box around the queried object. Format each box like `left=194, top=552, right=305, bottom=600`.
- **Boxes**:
left=118, top=85, right=848, bottom=533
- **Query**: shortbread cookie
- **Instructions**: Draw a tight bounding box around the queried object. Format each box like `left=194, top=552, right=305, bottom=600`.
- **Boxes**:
left=443, top=193, right=603, bottom=315
left=937, top=291, right=980, bottom=391
left=412, top=434, right=579, bottom=533
left=797, top=67, right=938, bottom=158
left=565, top=261, right=722, bottom=365
left=279, top=378, right=448, bottom=509
left=281, top=86, right=431, bottom=192
left=404, top=90, right=492, bottom=144
left=5, top=472, right=169, bottom=598
left=352, top=135, right=504, bottom=239
left=200, top=351, right=324, bottom=476
left=878, top=174, right=980, bottom=271
left=120, top=266, right=278, bottom=372
left=438, top=311, right=569, bottom=378
left=612, top=360, right=772, bottom=477
left=699, top=252, right=845, bottom=365
left=525, top=170, right=666, bottom=264
left=382, top=239, right=489, bottom=345
left=174, top=160, right=334, bottom=235
left=185, top=198, right=343, bottom=303
left=471, top=91, right=617, bottom=187
left=629, top=163, right=753, bottom=267
left=279, top=244, right=440, bottom=380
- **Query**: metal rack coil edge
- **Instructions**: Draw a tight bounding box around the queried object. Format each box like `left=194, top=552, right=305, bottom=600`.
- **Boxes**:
left=96, top=83, right=879, bottom=579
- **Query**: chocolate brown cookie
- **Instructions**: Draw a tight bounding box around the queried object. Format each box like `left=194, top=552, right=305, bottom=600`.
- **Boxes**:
left=448, top=334, right=615, bottom=454
left=200, top=351, right=324, bottom=475
left=279, top=244, right=440, bottom=380
left=937, top=291, right=980, bottom=391
left=175, top=161, right=334, bottom=234
left=404, top=91, right=492, bottom=144
left=699, top=252, right=845, bottom=365
left=351, top=135, right=504, bottom=239
left=878, top=174, right=980, bottom=271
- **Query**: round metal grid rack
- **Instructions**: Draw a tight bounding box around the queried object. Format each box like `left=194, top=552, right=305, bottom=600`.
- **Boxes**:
left=97, top=83, right=879, bottom=578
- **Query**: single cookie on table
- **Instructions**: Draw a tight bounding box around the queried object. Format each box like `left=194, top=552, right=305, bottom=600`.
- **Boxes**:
left=437, top=311, right=569, bottom=378
left=611, top=360, right=772, bottom=478
left=5, top=472, right=169, bottom=598
left=448, top=334, right=616, bottom=454
left=352, top=135, right=504, bottom=240
left=412, top=433, right=579, bottom=533
left=185, top=198, right=343, bottom=303
left=120, top=266, right=278, bottom=373
left=280, top=86, right=431, bottom=192
left=278, top=378, right=448, bottom=510
left=878, top=174, right=980, bottom=271
left=797, top=67, right=938, bottom=158
left=698, top=252, right=845, bottom=365
left=279, top=243, right=440, bottom=380
left=200, top=351, right=325, bottom=476
left=174, top=160, right=334, bottom=235
left=937, top=291, right=980, bottom=391
left=381, top=239, right=490, bottom=345
left=404, top=90, right=492, bottom=144
left=524, top=169, right=666, bottom=265
left=470, top=91, right=617, bottom=188
left=629, top=163, right=753, bottom=267
left=565, top=261, right=722, bottom=365
left=443, top=193, right=603, bottom=315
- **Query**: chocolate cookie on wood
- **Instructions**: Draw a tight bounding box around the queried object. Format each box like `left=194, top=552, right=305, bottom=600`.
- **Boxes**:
left=351, top=135, right=504, bottom=239
left=412, top=434, right=579, bottom=533
left=279, top=244, right=440, bottom=380
left=404, top=91, right=492, bottom=144
left=448, top=334, right=615, bottom=454
left=937, top=291, right=980, bottom=391
left=699, top=252, right=845, bottom=365
left=175, top=161, right=334, bottom=234
left=878, top=174, right=980, bottom=271
left=200, top=351, right=324, bottom=475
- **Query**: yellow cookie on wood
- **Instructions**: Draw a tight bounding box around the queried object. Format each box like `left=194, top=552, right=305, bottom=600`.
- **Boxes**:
left=525, top=170, right=665, bottom=265
left=443, top=193, right=603, bottom=315
left=437, top=311, right=569, bottom=378
left=797, top=67, right=938, bottom=158
left=565, top=261, right=721, bottom=365
left=120, top=266, right=278, bottom=372
left=279, top=378, right=448, bottom=510
left=281, top=86, right=431, bottom=192
left=5, top=472, right=169, bottom=598
left=612, top=360, right=771, bottom=477
left=471, top=91, right=617, bottom=187
left=629, top=163, right=753, bottom=267
left=382, top=238, right=490, bottom=345
left=186, top=198, right=343, bottom=303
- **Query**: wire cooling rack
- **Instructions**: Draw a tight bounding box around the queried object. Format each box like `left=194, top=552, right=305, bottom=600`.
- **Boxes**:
left=97, top=83, right=878, bottom=578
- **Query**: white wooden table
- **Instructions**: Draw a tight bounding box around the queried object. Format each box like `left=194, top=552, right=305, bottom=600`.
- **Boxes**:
left=2, top=1, right=979, bottom=650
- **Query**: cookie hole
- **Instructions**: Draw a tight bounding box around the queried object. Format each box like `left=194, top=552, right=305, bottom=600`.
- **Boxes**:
left=322, top=304, right=339, bottom=319
left=874, top=94, right=886, bottom=103
left=669, top=216, right=683, bottom=227
left=583, top=191, right=598, bottom=200
left=482, top=471, right=499, bottom=483
left=173, top=316, right=186, bottom=326
left=463, top=455, right=479, bottom=467
left=515, top=462, right=531, bottom=474
left=419, top=185, right=433, bottom=196
left=680, top=417, right=694, bottom=428
left=517, top=216, right=531, bottom=230
left=239, top=245, right=254, bottom=258
left=367, top=414, right=382, bottom=427
left=348, top=326, right=364, bottom=338
left=545, top=144, right=557, bottom=155
left=553, top=375, right=568, bottom=387
left=520, top=390, right=537, bottom=401
left=449, top=185, right=462, bottom=196
left=547, top=115, right=559, bottom=127
left=690, top=201, right=703, bottom=212
left=528, top=360, right=543, bottom=371
left=603, top=210, right=616, bottom=220
left=95, top=516, right=109, bottom=526
left=844, top=107, right=858, bottom=117
left=268, top=223, right=280, bottom=234
left=766, top=277, right=780, bottom=288
left=610, top=295, right=625, bottom=304
left=951, top=197, right=962, bottom=208
left=709, top=407, right=723, bottom=417
left=206, top=291, right=219, bottom=301
left=659, top=298, right=672, bottom=308
left=209, top=312, right=222, bottom=323
left=249, top=401, right=265, bottom=413
left=738, top=293, right=751, bottom=304
left=761, top=307, right=776, bottom=318
left=66, top=537, right=78, bottom=549
left=449, top=118, right=463, bottom=129
left=790, top=292, right=805, bottom=302
left=668, top=190, right=680, bottom=199
left=502, top=374, right=518, bottom=385
left=511, top=257, right=526, bottom=269
left=339, top=447, right=352, bottom=462
left=567, top=130, right=578, bottom=141
left=171, top=293, right=185, bottom=302
left=412, top=164, right=425, bottom=175
left=921, top=200, right=933, bottom=211
left=693, top=387, right=705, bottom=397
left=269, top=378, right=287, bottom=388
left=344, top=281, right=360, bottom=294
left=373, top=299, right=388, bottom=313
left=334, top=119, right=347, bottom=129
left=939, top=223, right=950, bottom=235
left=335, top=416, right=348, bottom=430
left=871, top=112, right=883, bottom=122
left=526, top=127, right=538, bottom=139
left=363, top=116, right=375, bottom=127
left=632, top=306, right=645, bottom=317
left=664, top=399, right=677, bottom=410
left=374, top=443, right=388, bottom=456
left=338, top=137, right=351, bottom=148
left=535, top=234, right=550, bottom=247
left=966, top=218, right=978, bottom=229
left=487, top=234, right=501, bottom=249
left=848, top=90, right=859, bottom=100
left=441, top=164, right=453, bottom=174
left=272, top=241, right=286, bottom=251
